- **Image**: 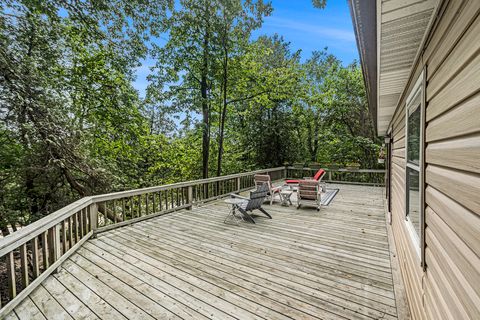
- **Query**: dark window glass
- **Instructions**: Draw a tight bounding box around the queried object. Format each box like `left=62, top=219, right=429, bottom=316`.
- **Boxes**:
left=407, top=106, right=420, bottom=166
left=407, top=167, right=420, bottom=237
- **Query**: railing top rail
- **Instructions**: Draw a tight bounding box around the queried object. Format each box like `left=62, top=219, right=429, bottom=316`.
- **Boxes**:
left=0, top=197, right=93, bottom=257
left=0, top=166, right=285, bottom=255
left=286, top=166, right=386, bottom=173
left=91, top=166, right=284, bottom=202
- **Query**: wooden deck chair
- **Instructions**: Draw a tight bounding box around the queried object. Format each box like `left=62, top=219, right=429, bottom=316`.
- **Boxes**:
left=230, top=184, right=272, bottom=224
left=254, top=174, right=281, bottom=205
left=286, top=168, right=326, bottom=185
left=297, top=180, right=322, bottom=211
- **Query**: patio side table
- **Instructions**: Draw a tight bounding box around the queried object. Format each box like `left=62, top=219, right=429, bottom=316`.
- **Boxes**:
left=224, top=198, right=247, bottom=224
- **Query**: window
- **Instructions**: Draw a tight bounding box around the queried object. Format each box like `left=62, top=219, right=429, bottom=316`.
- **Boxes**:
left=405, top=72, right=424, bottom=251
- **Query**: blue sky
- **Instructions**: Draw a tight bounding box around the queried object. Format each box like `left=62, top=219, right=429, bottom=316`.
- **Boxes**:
left=133, top=0, right=358, bottom=97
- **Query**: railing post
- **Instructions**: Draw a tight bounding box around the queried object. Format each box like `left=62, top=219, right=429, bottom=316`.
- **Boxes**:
left=187, top=186, right=193, bottom=210
left=236, top=177, right=241, bottom=192
left=90, top=203, right=98, bottom=234
left=328, top=171, right=332, bottom=181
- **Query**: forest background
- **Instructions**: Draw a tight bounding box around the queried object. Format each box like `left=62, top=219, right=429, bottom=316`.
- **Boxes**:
left=0, top=0, right=380, bottom=235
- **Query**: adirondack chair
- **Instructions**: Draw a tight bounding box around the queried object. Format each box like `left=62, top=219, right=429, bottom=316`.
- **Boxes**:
left=229, top=184, right=272, bottom=224
left=297, top=179, right=322, bottom=211
left=254, top=174, right=281, bottom=205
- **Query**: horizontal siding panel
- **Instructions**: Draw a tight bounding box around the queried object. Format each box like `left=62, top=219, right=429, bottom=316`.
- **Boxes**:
left=425, top=164, right=480, bottom=215
left=393, top=123, right=405, bottom=140
left=425, top=229, right=480, bottom=319
left=427, top=14, right=480, bottom=97
left=426, top=133, right=480, bottom=173
left=391, top=212, right=424, bottom=319
left=393, top=130, right=405, bottom=143
left=392, top=156, right=405, bottom=172
left=426, top=52, right=480, bottom=121
left=425, top=248, right=469, bottom=320
left=392, top=148, right=405, bottom=159
left=424, top=279, right=447, bottom=320
left=425, top=186, right=480, bottom=257
left=423, top=0, right=465, bottom=63
left=393, top=106, right=406, bottom=130
left=393, top=137, right=405, bottom=150
left=390, top=157, right=425, bottom=319
left=426, top=92, right=480, bottom=142
left=425, top=0, right=480, bottom=74
left=426, top=209, right=480, bottom=306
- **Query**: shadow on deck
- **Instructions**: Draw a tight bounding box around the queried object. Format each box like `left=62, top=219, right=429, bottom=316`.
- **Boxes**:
left=8, top=184, right=399, bottom=320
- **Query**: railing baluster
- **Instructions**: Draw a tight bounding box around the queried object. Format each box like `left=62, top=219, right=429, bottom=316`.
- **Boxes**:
left=68, top=216, right=73, bottom=249
left=48, top=226, right=60, bottom=265
left=187, top=186, right=193, bottom=210
left=20, top=243, right=29, bottom=288
left=145, top=194, right=149, bottom=215
left=79, top=211, right=84, bottom=238
left=113, top=200, right=117, bottom=224
left=89, top=203, right=98, bottom=234
left=86, top=205, right=91, bottom=232
left=159, top=191, right=163, bottom=211
left=122, top=198, right=126, bottom=221
left=139, top=195, right=143, bottom=217
left=74, top=212, right=79, bottom=242
left=32, top=237, right=40, bottom=278
left=62, top=219, right=67, bottom=254
left=152, top=193, right=156, bottom=213
left=42, top=231, right=49, bottom=270
left=130, top=197, right=134, bottom=219
left=6, top=251, right=16, bottom=299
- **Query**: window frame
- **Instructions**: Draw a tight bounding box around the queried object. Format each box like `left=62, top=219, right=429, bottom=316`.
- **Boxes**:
left=404, top=70, right=425, bottom=261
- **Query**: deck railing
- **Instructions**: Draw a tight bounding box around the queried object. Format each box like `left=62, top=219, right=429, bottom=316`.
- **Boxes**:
left=0, top=167, right=285, bottom=316
left=0, top=165, right=384, bottom=316
left=286, top=167, right=386, bottom=186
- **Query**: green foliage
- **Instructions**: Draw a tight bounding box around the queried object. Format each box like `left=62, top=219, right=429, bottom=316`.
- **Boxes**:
left=0, top=0, right=380, bottom=235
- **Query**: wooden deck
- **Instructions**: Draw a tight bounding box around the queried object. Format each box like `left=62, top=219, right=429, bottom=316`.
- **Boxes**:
left=6, top=184, right=399, bottom=320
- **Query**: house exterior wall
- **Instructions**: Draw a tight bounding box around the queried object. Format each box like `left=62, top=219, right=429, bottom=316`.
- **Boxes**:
left=389, top=0, right=480, bottom=319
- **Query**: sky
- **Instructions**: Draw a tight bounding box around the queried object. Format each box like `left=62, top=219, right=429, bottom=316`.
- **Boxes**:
left=133, top=0, right=358, bottom=97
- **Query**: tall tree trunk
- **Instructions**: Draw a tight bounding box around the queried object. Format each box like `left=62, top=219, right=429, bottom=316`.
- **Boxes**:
left=201, top=25, right=210, bottom=179
left=312, top=114, right=319, bottom=161
left=217, top=44, right=228, bottom=177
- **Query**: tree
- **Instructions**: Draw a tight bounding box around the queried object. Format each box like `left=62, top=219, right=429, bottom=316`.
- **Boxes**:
left=214, top=0, right=272, bottom=176
left=231, top=35, right=304, bottom=168
left=302, top=50, right=340, bottom=161
left=0, top=0, right=172, bottom=232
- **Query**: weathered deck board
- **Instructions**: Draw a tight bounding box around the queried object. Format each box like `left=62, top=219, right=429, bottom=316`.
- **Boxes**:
left=7, top=184, right=398, bottom=319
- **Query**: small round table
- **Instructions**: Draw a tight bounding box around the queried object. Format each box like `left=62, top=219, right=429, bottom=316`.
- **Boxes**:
left=224, top=198, right=247, bottom=224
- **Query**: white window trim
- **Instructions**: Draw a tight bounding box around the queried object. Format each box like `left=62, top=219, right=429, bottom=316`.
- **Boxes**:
left=405, top=71, right=424, bottom=257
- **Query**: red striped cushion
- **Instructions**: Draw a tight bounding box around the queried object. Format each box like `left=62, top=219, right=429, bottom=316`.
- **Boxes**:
left=313, top=169, right=325, bottom=181
left=285, top=179, right=299, bottom=184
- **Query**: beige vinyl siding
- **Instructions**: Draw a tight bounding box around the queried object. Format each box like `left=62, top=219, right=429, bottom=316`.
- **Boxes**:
left=388, top=0, right=480, bottom=319
left=423, top=0, right=480, bottom=318
left=390, top=69, right=426, bottom=319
